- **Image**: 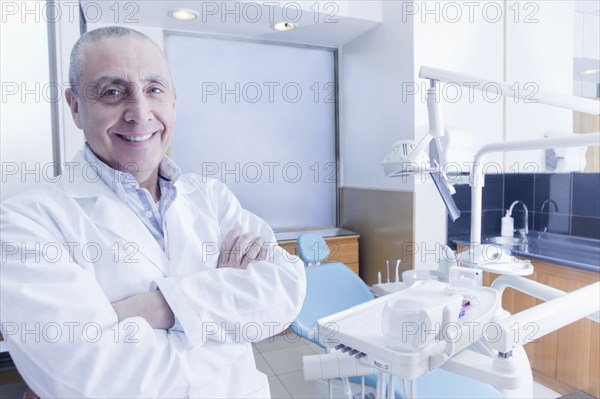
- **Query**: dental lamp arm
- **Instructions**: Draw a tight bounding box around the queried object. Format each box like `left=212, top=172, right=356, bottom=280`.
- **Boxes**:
left=419, top=66, right=600, bottom=115
left=408, top=82, right=446, bottom=164
left=486, top=281, right=600, bottom=354
left=491, top=275, right=600, bottom=323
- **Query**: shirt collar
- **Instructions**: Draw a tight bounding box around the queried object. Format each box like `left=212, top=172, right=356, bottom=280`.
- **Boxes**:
left=82, top=143, right=182, bottom=189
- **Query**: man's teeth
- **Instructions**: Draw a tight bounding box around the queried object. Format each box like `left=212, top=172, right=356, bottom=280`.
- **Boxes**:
left=121, top=133, right=153, bottom=142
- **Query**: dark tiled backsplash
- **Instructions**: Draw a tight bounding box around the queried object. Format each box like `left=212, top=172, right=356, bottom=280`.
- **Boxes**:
left=448, top=173, right=600, bottom=240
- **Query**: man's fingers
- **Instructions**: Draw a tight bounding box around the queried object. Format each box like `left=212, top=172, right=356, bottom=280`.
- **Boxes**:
left=244, top=236, right=265, bottom=262
left=257, top=246, right=267, bottom=261
left=232, top=232, right=257, bottom=264
left=222, top=229, right=241, bottom=263
left=218, top=229, right=268, bottom=269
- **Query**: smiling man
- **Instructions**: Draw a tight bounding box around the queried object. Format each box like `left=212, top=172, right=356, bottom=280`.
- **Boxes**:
left=65, top=29, right=175, bottom=201
left=0, top=27, right=306, bottom=398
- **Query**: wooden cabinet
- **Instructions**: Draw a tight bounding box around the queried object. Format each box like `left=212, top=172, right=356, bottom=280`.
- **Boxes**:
left=278, top=234, right=360, bottom=275
left=482, top=260, right=600, bottom=397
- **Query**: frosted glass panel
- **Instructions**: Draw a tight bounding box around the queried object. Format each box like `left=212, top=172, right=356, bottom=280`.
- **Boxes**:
left=166, top=35, right=336, bottom=229
left=1, top=3, right=54, bottom=201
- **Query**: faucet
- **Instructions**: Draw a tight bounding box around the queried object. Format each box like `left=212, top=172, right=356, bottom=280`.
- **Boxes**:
left=508, top=200, right=529, bottom=239
left=539, top=199, right=559, bottom=237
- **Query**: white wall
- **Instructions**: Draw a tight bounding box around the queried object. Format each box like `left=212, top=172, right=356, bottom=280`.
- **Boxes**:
left=412, top=0, right=504, bottom=268
left=575, top=1, right=600, bottom=61
left=339, top=0, right=415, bottom=191
left=574, top=6, right=600, bottom=99
left=505, top=0, right=576, bottom=172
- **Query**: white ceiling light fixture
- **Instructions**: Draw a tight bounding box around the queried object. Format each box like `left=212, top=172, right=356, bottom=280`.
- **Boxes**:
left=169, top=9, right=198, bottom=21
left=273, top=22, right=296, bottom=31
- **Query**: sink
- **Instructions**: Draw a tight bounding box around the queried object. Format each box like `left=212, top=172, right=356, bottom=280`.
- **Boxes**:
left=481, top=232, right=600, bottom=271
left=485, top=236, right=524, bottom=246
left=453, top=232, right=599, bottom=271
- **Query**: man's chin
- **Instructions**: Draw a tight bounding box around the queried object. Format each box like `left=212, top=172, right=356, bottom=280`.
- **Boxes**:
left=116, top=160, right=159, bottom=177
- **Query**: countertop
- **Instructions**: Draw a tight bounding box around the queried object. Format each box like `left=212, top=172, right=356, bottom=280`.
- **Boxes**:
left=450, top=232, right=600, bottom=273
left=275, top=228, right=358, bottom=242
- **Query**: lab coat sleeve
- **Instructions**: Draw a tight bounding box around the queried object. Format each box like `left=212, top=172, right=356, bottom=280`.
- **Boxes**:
left=154, top=177, right=307, bottom=346
left=0, top=193, right=248, bottom=398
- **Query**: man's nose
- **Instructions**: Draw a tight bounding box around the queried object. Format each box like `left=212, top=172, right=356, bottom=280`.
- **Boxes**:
left=123, top=87, right=152, bottom=123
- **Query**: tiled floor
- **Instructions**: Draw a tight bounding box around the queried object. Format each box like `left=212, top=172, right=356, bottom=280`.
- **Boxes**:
left=253, top=331, right=563, bottom=399
left=0, top=334, right=564, bottom=399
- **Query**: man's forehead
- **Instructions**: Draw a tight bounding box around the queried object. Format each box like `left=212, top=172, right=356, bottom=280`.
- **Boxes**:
left=82, top=37, right=172, bottom=83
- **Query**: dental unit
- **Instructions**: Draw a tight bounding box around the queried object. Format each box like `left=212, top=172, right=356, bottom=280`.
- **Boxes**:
left=301, top=67, right=600, bottom=398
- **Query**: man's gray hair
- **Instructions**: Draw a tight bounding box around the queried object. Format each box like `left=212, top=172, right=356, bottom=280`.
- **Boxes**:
left=68, top=26, right=158, bottom=97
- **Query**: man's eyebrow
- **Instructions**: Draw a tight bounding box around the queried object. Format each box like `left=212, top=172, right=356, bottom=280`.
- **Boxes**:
left=142, top=75, right=170, bottom=87
left=92, top=76, right=130, bottom=88
left=91, top=75, right=170, bottom=88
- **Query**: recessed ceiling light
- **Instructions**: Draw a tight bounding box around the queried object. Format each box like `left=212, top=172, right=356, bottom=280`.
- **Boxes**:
left=169, top=9, right=198, bottom=21
left=579, top=68, right=600, bottom=76
left=273, top=22, right=296, bottom=32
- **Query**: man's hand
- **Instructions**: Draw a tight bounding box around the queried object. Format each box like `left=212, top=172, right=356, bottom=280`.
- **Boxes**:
left=218, top=229, right=267, bottom=269
left=112, top=291, right=175, bottom=330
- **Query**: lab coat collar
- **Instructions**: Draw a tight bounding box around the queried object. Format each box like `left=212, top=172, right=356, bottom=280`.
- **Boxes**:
left=61, top=152, right=170, bottom=275
left=174, top=175, right=196, bottom=195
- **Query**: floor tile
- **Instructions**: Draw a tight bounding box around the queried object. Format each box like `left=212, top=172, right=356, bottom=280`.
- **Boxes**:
left=277, top=370, right=328, bottom=399
left=533, top=381, right=561, bottom=398
left=254, top=332, right=307, bottom=353
left=303, top=339, right=326, bottom=355
left=254, top=351, right=275, bottom=377
left=261, top=345, right=315, bottom=375
left=559, top=390, right=597, bottom=398
left=268, top=376, right=292, bottom=399
left=278, top=371, right=371, bottom=399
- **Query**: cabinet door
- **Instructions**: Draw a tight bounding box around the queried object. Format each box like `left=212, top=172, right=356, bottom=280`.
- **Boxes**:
left=532, top=261, right=599, bottom=397
left=552, top=273, right=599, bottom=397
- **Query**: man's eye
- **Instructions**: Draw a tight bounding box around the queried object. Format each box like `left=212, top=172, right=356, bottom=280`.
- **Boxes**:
left=103, top=88, right=121, bottom=97
left=148, top=87, right=164, bottom=95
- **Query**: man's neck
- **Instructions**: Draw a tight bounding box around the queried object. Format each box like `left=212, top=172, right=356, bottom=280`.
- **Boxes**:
left=135, top=170, right=161, bottom=202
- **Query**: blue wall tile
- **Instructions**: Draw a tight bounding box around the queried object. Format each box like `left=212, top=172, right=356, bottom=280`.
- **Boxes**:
left=533, top=212, right=570, bottom=234
left=572, top=173, right=600, bottom=217
left=453, top=183, right=471, bottom=212
left=482, top=210, right=503, bottom=235
left=447, top=172, right=600, bottom=242
left=534, top=173, right=572, bottom=234
left=571, top=216, right=600, bottom=240
left=447, top=210, right=504, bottom=240
left=504, top=173, right=535, bottom=212
left=483, top=174, right=504, bottom=210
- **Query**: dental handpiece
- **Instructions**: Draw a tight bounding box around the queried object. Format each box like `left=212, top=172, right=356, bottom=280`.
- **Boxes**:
left=386, top=260, right=390, bottom=283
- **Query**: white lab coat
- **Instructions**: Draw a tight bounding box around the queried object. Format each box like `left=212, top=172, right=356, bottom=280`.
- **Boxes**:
left=0, top=152, right=306, bottom=398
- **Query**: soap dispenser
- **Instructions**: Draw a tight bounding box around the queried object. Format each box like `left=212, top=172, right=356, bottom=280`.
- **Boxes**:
left=501, top=210, right=514, bottom=237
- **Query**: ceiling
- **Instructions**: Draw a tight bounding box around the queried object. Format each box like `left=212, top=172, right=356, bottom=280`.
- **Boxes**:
left=79, top=0, right=381, bottom=48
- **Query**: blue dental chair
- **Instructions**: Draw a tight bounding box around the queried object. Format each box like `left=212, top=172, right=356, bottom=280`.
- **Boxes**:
left=291, top=233, right=503, bottom=399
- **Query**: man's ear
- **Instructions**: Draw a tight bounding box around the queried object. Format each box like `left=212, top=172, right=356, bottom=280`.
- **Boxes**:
left=172, top=87, right=177, bottom=118
left=65, top=88, right=83, bottom=129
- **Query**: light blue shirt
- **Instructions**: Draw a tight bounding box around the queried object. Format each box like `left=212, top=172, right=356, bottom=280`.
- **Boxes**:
left=82, top=143, right=182, bottom=255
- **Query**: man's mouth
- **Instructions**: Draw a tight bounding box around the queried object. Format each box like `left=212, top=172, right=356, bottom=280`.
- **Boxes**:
left=116, top=132, right=155, bottom=142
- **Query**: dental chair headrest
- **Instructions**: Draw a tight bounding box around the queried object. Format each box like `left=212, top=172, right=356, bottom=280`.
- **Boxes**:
left=297, top=233, right=330, bottom=264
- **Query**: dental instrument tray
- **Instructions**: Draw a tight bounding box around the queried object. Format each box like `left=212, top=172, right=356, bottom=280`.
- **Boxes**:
left=316, top=279, right=499, bottom=380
